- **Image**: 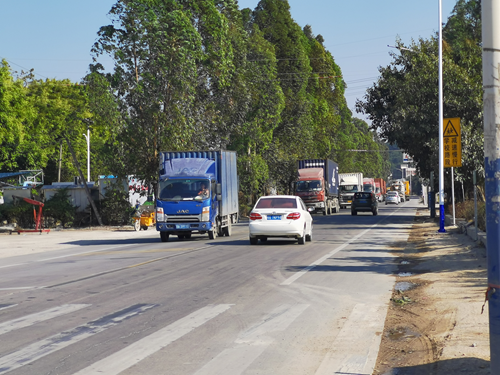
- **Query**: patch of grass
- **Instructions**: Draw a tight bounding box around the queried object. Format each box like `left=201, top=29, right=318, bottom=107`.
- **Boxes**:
left=391, top=295, right=412, bottom=306
left=446, top=200, right=486, bottom=232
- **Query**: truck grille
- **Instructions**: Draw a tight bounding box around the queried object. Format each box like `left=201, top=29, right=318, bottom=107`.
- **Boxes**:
left=166, top=215, right=200, bottom=222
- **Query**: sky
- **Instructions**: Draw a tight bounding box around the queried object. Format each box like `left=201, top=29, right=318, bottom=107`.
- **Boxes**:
left=0, top=0, right=457, bottom=119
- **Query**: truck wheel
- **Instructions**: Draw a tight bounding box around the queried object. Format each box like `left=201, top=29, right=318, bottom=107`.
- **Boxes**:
left=351, top=210, right=357, bottom=216
left=208, top=228, right=217, bottom=240
left=185, top=233, right=192, bottom=239
left=160, top=232, right=169, bottom=242
left=223, top=220, right=232, bottom=237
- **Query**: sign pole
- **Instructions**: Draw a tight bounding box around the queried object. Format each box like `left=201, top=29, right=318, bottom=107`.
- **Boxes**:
left=483, top=0, right=500, bottom=368
left=438, top=0, right=446, bottom=233
left=451, top=167, right=455, bottom=226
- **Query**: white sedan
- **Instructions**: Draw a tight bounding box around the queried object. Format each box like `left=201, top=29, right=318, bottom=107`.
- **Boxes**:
left=249, top=195, right=313, bottom=245
left=385, top=191, right=400, bottom=205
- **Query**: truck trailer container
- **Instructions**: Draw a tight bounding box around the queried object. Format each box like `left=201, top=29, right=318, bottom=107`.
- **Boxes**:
left=339, top=173, right=363, bottom=209
left=374, top=178, right=387, bottom=202
left=295, top=159, right=340, bottom=215
left=156, top=151, right=238, bottom=242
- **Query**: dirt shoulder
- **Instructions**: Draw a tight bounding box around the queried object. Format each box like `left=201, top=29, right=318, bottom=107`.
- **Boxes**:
left=374, top=207, right=490, bottom=374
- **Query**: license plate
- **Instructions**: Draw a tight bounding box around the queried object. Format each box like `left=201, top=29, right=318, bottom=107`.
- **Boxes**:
left=268, top=215, right=281, bottom=220
left=348, top=200, right=352, bottom=203
left=359, top=199, right=367, bottom=203
left=176, top=224, right=190, bottom=229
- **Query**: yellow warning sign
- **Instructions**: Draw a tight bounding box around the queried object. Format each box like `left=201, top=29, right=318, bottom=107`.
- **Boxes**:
left=443, top=117, right=461, bottom=168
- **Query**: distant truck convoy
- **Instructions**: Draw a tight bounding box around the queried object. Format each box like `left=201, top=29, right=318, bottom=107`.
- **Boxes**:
left=155, top=151, right=238, bottom=242
left=295, top=159, right=340, bottom=215
left=374, top=178, right=387, bottom=202
left=339, top=172, right=363, bottom=209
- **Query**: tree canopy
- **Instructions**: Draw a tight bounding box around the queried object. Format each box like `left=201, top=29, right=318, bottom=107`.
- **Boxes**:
left=1, top=0, right=390, bottom=205
left=356, top=0, right=482, bottom=195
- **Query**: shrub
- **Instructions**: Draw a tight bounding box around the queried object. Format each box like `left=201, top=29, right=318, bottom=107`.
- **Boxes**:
left=99, top=185, right=135, bottom=226
left=446, top=200, right=486, bottom=232
left=44, top=188, right=76, bottom=227
left=0, top=200, right=36, bottom=228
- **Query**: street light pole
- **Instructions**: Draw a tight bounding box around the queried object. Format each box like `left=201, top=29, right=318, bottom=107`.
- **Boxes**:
left=483, top=0, right=500, bottom=368
left=438, top=0, right=445, bottom=233
left=83, top=128, right=90, bottom=182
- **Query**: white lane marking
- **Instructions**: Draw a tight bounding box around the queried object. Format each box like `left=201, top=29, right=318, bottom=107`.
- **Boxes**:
left=281, top=208, right=404, bottom=286
left=0, top=304, right=17, bottom=312
left=194, top=304, right=309, bottom=375
left=36, top=246, right=123, bottom=262
left=0, top=264, right=26, bottom=269
left=0, top=304, right=90, bottom=336
left=72, top=304, right=232, bottom=375
left=0, top=304, right=155, bottom=374
left=0, top=287, right=43, bottom=290
left=315, top=303, right=387, bottom=375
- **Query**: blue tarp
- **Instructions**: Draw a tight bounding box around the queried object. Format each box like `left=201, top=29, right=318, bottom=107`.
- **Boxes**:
left=0, top=171, right=32, bottom=180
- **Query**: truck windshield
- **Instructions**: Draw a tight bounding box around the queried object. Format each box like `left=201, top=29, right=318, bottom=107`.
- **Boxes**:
left=363, top=185, right=374, bottom=192
left=340, top=185, right=358, bottom=193
left=296, top=180, right=322, bottom=192
left=158, top=179, right=210, bottom=201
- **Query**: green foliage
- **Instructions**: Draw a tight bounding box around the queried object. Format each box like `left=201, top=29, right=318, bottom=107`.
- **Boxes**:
left=99, top=185, right=135, bottom=226
left=446, top=199, right=486, bottom=232
left=0, top=201, right=34, bottom=229
left=43, top=188, right=76, bottom=227
left=2, top=0, right=391, bottom=211
left=356, top=0, right=482, bottom=195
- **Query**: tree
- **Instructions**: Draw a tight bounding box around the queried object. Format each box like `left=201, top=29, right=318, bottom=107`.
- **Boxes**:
left=92, top=0, right=204, bottom=185
left=0, top=60, right=34, bottom=171
left=252, top=0, right=314, bottom=192
left=356, top=0, right=482, bottom=195
left=228, top=22, right=284, bottom=202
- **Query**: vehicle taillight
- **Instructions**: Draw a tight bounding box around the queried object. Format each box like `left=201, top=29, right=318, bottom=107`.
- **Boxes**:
left=249, top=212, right=262, bottom=220
left=286, top=212, right=301, bottom=220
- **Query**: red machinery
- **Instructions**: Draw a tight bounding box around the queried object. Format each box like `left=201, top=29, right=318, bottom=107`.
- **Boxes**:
left=14, top=196, right=50, bottom=234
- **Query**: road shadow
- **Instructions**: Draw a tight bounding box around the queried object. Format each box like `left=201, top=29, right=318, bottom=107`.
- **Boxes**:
left=378, top=357, right=489, bottom=374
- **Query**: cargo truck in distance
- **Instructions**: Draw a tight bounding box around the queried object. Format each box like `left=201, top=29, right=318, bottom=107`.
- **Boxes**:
left=389, top=179, right=406, bottom=203
left=363, top=178, right=375, bottom=193
left=156, top=151, right=238, bottom=242
left=295, top=159, right=340, bottom=215
left=339, top=173, right=363, bottom=209
left=404, top=180, right=410, bottom=201
left=374, top=178, right=387, bottom=202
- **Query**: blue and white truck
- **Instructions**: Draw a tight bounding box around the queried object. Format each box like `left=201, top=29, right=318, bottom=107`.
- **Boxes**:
left=156, top=151, right=238, bottom=242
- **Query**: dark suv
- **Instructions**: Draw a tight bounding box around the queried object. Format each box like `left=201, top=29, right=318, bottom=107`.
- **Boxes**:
left=351, top=192, right=378, bottom=216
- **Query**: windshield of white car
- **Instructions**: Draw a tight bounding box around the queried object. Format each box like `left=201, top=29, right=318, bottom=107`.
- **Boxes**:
left=255, top=198, right=297, bottom=209
left=159, top=179, right=210, bottom=201
left=296, top=180, right=322, bottom=192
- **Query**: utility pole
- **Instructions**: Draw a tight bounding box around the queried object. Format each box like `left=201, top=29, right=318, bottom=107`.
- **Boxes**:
left=483, top=0, right=500, bottom=368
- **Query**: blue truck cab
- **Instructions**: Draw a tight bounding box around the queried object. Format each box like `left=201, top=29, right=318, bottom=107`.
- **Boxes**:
left=156, top=151, right=238, bottom=242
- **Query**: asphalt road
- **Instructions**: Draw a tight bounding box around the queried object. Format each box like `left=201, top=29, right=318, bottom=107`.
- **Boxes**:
left=0, top=198, right=419, bottom=375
